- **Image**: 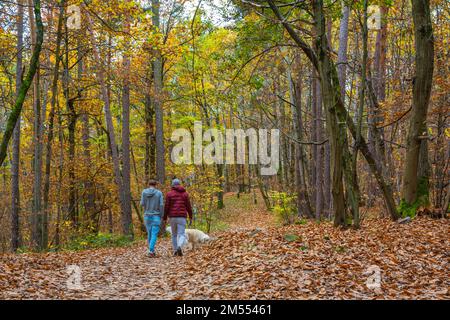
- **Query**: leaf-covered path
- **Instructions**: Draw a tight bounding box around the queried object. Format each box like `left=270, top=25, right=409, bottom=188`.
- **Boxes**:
left=0, top=193, right=448, bottom=299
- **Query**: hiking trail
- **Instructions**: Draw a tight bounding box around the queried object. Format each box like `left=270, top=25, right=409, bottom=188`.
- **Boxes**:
left=0, top=192, right=448, bottom=299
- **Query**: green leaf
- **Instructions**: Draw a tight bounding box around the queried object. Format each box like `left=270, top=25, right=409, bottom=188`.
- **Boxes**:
left=284, top=234, right=299, bottom=242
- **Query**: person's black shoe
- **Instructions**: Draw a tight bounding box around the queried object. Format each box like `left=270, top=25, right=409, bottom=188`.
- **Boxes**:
left=176, top=248, right=183, bottom=256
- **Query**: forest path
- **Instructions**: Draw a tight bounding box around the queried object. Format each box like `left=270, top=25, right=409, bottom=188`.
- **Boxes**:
left=0, top=192, right=277, bottom=299
left=0, top=192, right=448, bottom=299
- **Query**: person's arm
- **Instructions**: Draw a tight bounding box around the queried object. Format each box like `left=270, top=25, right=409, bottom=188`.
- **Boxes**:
left=185, top=193, right=193, bottom=221
left=163, top=193, right=170, bottom=221
left=159, top=192, right=164, bottom=216
left=140, top=191, right=144, bottom=207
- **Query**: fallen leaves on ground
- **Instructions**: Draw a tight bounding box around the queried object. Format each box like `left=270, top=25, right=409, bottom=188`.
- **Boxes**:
left=178, top=217, right=449, bottom=300
left=0, top=200, right=448, bottom=300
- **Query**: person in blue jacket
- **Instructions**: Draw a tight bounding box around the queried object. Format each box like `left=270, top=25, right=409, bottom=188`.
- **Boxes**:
left=140, top=179, right=164, bottom=257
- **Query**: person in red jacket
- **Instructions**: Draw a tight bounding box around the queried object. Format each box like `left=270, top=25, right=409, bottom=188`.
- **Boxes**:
left=163, top=178, right=193, bottom=256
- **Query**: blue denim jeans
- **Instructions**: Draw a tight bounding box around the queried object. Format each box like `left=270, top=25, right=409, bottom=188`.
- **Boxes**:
left=144, top=215, right=161, bottom=253
left=170, top=217, right=187, bottom=250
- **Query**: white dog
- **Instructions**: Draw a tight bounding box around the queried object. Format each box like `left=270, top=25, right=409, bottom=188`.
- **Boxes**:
left=166, top=226, right=211, bottom=250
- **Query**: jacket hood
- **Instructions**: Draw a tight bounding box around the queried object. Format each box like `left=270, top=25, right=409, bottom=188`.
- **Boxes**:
left=172, top=186, right=186, bottom=193
left=143, top=188, right=158, bottom=197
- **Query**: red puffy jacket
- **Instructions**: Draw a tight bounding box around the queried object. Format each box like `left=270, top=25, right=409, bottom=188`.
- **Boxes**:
left=163, top=186, right=193, bottom=220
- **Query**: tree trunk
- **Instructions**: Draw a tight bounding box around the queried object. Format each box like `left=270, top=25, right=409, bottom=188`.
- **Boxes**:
left=10, top=0, right=24, bottom=252
left=217, top=164, right=225, bottom=209
left=311, top=0, right=347, bottom=226
left=290, top=61, right=313, bottom=218
left=130, top=146, right=147, bottom=233
left=350, top=0, right=368, bottom=228
left=108, top=209, right=113, bottom=233
left=43, top=1, right=64, bottom=234
left=29, top=0, right=44, bottom=250
left=313, top=77, right=324, bottom=219
left=332, top=2, right=350, bottom=219
left=144, top=93, right=155, bottom=181
left=402, top=0, right=434, bottom=205
left=434, top=102, right=447, bottom=210
left=310, top=69, right=317, bottom=206
left=121, top=10, right=133, bottom=237
left=337, top=4, right=350, bottom=101
left=372, top=6, right=388, bottom=165
left=367, top=6, right=389, bottom=207
left=152, top=0, right=165, bottom=184
left=77, top=33, right=97, bottom=230
left=333, top=3, right=360, bottom=227
left=64, top=21, right=77, bottom=227
left=55, top=103, right=65, bottom=248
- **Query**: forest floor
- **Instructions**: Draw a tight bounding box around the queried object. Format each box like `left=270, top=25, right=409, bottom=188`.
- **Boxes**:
left=0, top=192, right=448, bottom=300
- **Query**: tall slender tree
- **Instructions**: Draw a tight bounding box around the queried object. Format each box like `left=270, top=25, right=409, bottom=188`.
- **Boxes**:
left=121, top=4, right=133, bottom=237
left=64, top=16, right=78, bottom=227
left=402, top=0, right=434, bottom=206
left=10, top=0, right=24, bottom=252
left=29, top=0, right=44, bottom=249
left=152, top=0, right=165, bottom=184
left=43, top=1, right=65, bottom=229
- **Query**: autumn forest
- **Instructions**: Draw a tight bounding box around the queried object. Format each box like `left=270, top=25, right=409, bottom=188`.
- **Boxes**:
left=0, top=0, right=448, bottom=300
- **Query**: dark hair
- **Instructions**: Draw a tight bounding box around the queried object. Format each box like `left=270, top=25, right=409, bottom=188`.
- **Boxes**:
left=148, top=179, right=158, bottom=186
